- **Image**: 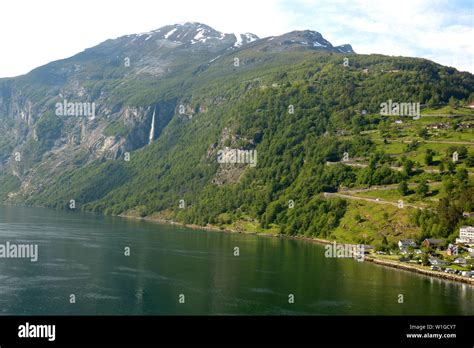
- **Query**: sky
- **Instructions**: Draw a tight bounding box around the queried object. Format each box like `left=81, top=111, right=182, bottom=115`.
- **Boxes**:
left=0, top=0, right=473, bottom=77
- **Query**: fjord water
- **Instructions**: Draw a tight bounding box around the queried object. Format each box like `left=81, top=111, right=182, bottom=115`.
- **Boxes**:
left=0, top=205, right=472, bottom=315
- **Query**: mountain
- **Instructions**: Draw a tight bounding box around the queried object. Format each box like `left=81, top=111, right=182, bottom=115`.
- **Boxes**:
left=0, top=22, right=356, bottom=177
left=250, top=30, right=355, bottom=53
left=0, top=22, right=472, bottom=246
left=138, top=22, right=259, bottom=47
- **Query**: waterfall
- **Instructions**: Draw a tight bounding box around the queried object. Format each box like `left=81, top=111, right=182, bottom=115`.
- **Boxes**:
left=149, top=107, right=156, bottom=144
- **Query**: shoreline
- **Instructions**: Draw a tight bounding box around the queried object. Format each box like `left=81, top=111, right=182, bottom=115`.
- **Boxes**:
left=119, top=213, right=474, bottom=286
left=365, top=256, right=474, bottom=285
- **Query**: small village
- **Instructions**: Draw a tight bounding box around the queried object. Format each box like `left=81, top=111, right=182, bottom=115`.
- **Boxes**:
left=373, top=226, right=474, bottom=279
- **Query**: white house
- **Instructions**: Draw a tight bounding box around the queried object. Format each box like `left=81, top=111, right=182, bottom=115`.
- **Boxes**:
left=398, top=239, right=417, bottom=249
left=456, top=226, right=474, bottom=244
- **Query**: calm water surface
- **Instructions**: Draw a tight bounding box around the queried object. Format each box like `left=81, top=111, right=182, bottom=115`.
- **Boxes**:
left=0, top=205, right=472, bottom=315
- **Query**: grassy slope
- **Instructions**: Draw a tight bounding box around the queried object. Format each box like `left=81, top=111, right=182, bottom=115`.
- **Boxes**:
left=331, top=200, right=419, bottom=245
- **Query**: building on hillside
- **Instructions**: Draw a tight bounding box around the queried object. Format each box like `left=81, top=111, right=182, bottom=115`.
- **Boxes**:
left=422, top=239, right=445, bottom=249
left=426, top=123, right=449, bottom=129
left=453, top=257, right=466, bottom=265
left=456, top=226, right=474, bottom=244
left=398, top=239, right=417, bottom=253
left=461, top=226, right=474, bottom=240
left=446, top=244, right=458, bottom=256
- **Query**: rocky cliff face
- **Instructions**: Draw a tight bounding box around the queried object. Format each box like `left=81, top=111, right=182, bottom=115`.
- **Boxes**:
left=0, top=22, right=356, bottom=202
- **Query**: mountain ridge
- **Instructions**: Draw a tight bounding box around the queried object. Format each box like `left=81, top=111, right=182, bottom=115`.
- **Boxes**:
left=0, top=21, right=472, bottom=247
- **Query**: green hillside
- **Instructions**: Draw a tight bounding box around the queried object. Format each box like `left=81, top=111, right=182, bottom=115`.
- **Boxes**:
left=10, top=53, right=472, bottom=246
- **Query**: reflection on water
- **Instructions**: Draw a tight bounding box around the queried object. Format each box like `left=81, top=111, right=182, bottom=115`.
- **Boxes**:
left=0, top=205, right=473, bottom=315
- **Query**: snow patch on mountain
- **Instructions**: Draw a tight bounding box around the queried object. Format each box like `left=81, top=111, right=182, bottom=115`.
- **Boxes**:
left=313, top=41, right=326, bottom=47
left=164, top=28, right=178, bottom=39
left=194, top=30, right=205, bottom=41
left=234, top=33, right=243, bottom=47
left=243, top=33, right=257, bottom=43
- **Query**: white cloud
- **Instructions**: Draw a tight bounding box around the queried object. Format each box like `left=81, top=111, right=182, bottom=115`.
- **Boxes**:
left=285, top=0, right=473, bottom=72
